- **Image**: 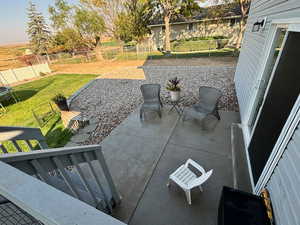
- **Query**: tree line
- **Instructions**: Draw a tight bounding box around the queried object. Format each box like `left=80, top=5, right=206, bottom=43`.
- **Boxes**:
left=26, top=0, right=250, bottom=58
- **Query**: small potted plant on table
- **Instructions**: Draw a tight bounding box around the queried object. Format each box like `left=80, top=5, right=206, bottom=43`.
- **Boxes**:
left=52, top=93, right=69, bottom=111
left=166, top=77, right=181, bottom=101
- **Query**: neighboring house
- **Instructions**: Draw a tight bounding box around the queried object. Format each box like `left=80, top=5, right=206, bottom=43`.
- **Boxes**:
left=235, top=0, right=300, bottom=224
left=148, top=4, right=246, bottom=49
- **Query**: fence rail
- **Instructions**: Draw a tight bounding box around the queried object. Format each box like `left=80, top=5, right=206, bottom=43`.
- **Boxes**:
left=43, top=39, right=234, bottom=64
left=0, top=63, right=51, bottom=85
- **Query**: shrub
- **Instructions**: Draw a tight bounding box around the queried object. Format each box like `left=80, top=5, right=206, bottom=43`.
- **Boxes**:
left=166, top=77, right=181, bottom=92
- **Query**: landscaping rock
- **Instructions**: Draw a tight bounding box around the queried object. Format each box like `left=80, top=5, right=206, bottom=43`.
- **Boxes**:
left=79, top=124, right=98, bottom=134
left=69, top=65, right=238, bottom=145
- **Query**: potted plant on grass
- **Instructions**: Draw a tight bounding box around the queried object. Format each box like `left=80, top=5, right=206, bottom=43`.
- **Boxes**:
left=52, top=93, right=69, bottom=111
left=166, top=77, right=181, bottom=101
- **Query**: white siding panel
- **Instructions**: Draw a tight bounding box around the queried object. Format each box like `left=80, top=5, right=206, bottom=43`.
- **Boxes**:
left=235, top=0, right=300, bottom=122
left=266, top=124, right=300, bottom=225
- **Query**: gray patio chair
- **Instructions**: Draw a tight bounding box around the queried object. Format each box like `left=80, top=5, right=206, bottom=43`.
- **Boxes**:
left=183, top=86, right=222, bottom=121
left=140, top=84, right=163, bottom=120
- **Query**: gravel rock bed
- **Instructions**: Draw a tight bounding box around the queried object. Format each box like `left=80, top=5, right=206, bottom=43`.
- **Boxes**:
left=70, top=65, right=238, bottom=145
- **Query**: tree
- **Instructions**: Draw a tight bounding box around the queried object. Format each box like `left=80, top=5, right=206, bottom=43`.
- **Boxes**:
left=48, top=0, right=72, bottom=30
left=74, top=7, right=106, bottom=60
left=211, top=0, right=251, bottom=48
left=80, top=0, right=127, bottom=36
left=51, top=28, right=87, bottom=53
left=48, top=1, right=106, bottom=60
left=74, top=7, right=106, bottom=47
left=114, top=0, right=151, bottom=43
left=236, top=0, right=250, bottom=48
left=149, top=0, right=200, bottom=53
left=27, top=2, right=51, bottom=55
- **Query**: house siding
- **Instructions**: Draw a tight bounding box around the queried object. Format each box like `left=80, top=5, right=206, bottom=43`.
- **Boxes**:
left=234, top=0, right=300, bottom=123
left=149, top=18, right=240, bottom=49
left=235, top=1, right=300, bottom=225
left=266, top=122, right=300, bottom=225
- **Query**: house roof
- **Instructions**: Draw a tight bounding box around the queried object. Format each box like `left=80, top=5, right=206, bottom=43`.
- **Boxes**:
left=148, top=3, right=248, bottom=28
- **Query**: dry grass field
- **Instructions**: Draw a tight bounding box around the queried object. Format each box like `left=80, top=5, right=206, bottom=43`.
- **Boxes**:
left=0, top=43, right=28, bottom=71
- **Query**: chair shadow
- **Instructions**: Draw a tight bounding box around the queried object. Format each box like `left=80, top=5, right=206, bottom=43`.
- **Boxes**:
left=44, top=125, right=73, bottom=148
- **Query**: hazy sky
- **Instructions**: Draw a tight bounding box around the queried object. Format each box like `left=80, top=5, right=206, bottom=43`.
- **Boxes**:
left=0, top=0, right=214, bottom=46
left=0, top=0, right=77, bottom=45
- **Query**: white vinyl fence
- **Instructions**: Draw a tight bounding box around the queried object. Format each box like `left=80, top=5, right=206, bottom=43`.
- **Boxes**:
left=0, top=63, right=51, bottom=85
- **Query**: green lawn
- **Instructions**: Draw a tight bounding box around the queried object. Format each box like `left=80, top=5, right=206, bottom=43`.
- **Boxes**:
left=171, top=39, right=229, bottom=52
left=0, top=74, right=97, bottom=149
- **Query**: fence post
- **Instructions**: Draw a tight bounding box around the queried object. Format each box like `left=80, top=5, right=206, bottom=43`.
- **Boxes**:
left=136, top=44, right=139, bottom=60
left=10, top=69, right=19, bottom=82
left=31, top=65, right=39, bottom=77
left=208, top=40, right=211, bottom=57
left=0, top=72, right=8, bottom=85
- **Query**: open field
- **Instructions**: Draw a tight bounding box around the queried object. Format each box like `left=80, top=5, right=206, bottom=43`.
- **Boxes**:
left=0, top=43, right=28, bottom=70
left=51, top=56, right=237, bottom=75
left=0, top=73, right=97, bottom=149
left=51, top=60, right=146, bottom=74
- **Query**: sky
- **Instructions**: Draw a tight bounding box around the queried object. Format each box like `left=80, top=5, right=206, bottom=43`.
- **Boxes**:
left=0, top=0, right=77, bottom=45
left=0, top=0, right=215, bottom=46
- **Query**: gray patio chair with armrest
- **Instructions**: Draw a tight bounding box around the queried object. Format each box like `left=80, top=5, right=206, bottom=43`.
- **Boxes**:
left=183, top=86, right=222, bottom=121
left=140, top=84, right=163, bottom=120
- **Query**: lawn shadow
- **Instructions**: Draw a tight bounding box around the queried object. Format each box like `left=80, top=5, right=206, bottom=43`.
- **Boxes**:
left=43, top=116, right=73, bottom=148
left=1, top=80, right=55, bottom=107
left=0, top=90, right=37, bottom=106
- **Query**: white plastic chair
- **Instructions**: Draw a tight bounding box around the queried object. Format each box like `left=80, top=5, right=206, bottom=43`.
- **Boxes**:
left=167, top=159, right=213, bottom=205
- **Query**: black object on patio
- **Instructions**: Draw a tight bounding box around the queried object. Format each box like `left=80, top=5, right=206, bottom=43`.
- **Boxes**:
left=218, top=186, right=272, bottom=225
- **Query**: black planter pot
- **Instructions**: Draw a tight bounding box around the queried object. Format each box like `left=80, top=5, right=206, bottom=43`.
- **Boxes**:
left=56, top=99, right=69, bottom=111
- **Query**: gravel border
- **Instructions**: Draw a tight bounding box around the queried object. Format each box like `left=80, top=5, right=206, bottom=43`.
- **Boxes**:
left=68, top=65, right=239, bottom=145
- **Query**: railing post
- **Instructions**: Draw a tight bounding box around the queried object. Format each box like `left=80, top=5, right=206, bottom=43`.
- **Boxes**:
left=0, top=161, right=127, bottom=225
left=95, top=147, right=122, bottom=205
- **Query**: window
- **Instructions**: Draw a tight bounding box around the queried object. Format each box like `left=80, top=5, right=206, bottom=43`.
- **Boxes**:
left=230, top=18, right=236, bottom=27
left=188, top=23, right=194, bottom=31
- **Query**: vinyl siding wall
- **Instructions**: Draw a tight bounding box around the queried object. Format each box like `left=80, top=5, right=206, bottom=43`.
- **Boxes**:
left=235, top=1, right=300, bottom=225
left=149, top=18, right=240, bottom=49
left=266, top=122, right=300, bottom=225
left=235, top=0, right=300, bottom=123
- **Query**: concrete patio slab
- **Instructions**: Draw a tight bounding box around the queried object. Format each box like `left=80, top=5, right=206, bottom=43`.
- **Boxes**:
left=129, top=143, right=233, bottom=225
left=98, top=106, right=245, bottom=224
left=101, top=108, right=179, bottom=222
left=128, top=111, right=240, bottom=225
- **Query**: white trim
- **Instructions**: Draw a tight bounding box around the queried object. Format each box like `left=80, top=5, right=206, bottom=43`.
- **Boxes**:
left=240, top=124, right=255, bottom=191
left=240, top=18, right=300, bottom=192
left=244, top=24, right=286, bottom=142
left=243, top=19, right=300, bottom=143
left=288, top=23, right=300, bottom=32
left=272, top=18, right=300, bottom=24
left=255, top=95, right=300, bottom=194
left=249, top=28, right=289, bottom=141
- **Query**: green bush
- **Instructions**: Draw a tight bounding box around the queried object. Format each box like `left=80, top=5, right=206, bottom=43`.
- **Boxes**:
left=171, top=36, right=229, bottom=52
left=171, top=36, right=227, bottom=43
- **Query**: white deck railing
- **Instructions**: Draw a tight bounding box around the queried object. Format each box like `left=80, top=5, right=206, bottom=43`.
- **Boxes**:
left=0, top=161, right=126, bottom=225
left=0, top=126, right=48, bottom=152
left=0, top=126, right=123, bottom=224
